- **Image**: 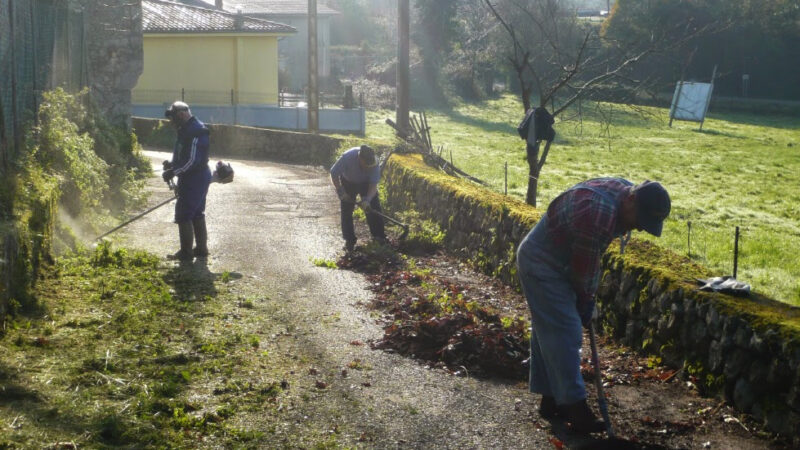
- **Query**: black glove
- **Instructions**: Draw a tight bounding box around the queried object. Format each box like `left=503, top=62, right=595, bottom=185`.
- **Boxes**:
left=358, top=200, right=371, bottom=212
left=578, top=300, right=596, bottom=329
left=162, top=160, right=173, bottom=171
left=162, top=169, right=175, bottom=182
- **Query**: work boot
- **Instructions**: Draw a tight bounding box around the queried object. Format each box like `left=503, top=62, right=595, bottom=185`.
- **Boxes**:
left=192, top=217, right=209, bottom=257
left=560, top=399, right=605, bottom=434
left=539, top=395, right=559, bottom=420
left=169, top=221, right=194, bottom=261
left=344, top=239, right=356, bottom=252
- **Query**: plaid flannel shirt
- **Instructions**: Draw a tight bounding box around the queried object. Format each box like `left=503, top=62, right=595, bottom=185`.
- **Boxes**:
left=545, top=178, right=632, bottom=308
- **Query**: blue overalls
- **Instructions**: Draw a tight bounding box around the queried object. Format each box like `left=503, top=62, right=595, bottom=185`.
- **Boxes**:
left=171, top=117, right=212, bottom=224
left=516, top=181, right=629, bottom=405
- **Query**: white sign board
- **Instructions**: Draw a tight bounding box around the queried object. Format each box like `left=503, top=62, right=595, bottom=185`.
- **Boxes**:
left=670, top=81, right=713, bottom=123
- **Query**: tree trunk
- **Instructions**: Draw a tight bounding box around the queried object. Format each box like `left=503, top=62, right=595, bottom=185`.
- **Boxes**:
left=525, top=141, right=540, bottom=207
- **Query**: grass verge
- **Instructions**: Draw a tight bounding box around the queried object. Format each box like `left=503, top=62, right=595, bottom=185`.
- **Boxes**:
left=0, top=242, right=344, bottom=448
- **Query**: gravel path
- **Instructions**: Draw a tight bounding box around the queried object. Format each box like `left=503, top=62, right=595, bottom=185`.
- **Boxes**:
left=120, top=149, right=551, bottom=449
left=119, top=149, right=785, bottom=449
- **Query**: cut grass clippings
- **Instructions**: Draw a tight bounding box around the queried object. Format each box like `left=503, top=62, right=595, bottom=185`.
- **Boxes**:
left=0, top=242, right=340, bottom=448
left=366, top=95, right=800, bottom=305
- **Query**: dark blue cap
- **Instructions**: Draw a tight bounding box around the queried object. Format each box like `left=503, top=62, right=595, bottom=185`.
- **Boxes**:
left=632, top=181, right=670, bottom=237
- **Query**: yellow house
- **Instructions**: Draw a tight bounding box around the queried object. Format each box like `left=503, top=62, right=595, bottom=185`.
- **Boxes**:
left=133, top=0, right=296, bottom=107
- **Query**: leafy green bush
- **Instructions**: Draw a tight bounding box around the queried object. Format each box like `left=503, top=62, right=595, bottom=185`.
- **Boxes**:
left=25, top=88, right=150, bottom=217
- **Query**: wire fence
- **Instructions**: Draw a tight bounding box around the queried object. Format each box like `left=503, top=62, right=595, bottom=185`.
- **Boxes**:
left=0, top=0, right=87, bottom=177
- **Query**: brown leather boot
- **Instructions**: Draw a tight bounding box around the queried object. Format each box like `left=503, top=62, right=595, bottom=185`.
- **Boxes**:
left=560, top=399, right=605, bottom=434
left=539, top=395, right=559, bottom=419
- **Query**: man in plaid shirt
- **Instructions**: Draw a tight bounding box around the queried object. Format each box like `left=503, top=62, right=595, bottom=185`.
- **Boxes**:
left=516, top=178, right=670, bottom=433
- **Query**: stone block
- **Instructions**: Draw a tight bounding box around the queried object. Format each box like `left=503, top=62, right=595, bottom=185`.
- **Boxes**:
left=724, top=348, right=752, bottom=380
left=733, top=377, right=756, bottom=413
left=708, top=339, right=724, bottom=373
left=733, top=324, right=753, bottom=348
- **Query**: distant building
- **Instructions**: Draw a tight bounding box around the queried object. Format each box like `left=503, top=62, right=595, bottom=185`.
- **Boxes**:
left=133, top=0, right=296, bottom=106
left=209, top=1, right=340, bottom=92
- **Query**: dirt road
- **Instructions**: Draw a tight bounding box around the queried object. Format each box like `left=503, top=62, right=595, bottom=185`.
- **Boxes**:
left=120, top=149, right=784, bottom=449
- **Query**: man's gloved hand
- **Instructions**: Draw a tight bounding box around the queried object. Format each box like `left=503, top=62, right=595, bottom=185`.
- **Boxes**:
left=162, top=160, right=173, bottom=171
left=162, top=169, right=175, bottom=182
left=578, top=300, right=597, bottom=329
left=358, top=200, right=371, bottom=212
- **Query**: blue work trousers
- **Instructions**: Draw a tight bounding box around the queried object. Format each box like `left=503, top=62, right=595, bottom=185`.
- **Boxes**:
left=516, top=216, right=586, bottom=405
left=174, top=169, right=211, bottom=224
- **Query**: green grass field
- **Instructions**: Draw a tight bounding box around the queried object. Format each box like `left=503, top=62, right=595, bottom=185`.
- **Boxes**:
left=366, top=95, right=800, bottom=305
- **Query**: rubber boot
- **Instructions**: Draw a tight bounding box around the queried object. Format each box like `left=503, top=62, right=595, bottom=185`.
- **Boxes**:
left=560, top=399, right=605, bottom=434
left=169, top=221, right=194, bottom=261
left=539, top=395, right=559, bottom=419
left=192, top=217, right=209, bottom=257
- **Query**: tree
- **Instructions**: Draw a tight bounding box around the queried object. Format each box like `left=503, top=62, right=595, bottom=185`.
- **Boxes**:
left=483, top=0, right=713, bottom=207
left=411, top=0, right=459, bottom=105
left=604, top=0, right=800, bottom=100
left=442, top=0, right=502, bottom=99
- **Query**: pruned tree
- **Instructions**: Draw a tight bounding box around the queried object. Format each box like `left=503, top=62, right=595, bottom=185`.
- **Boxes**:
left=482, top=0, right=719, bottom=207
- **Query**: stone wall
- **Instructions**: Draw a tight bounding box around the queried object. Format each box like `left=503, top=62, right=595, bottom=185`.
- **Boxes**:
left=382, top=152, right=800, bottom=439
left=132, top=118, right=343, bottom=167
left=79, top=0, right=143, bottom=128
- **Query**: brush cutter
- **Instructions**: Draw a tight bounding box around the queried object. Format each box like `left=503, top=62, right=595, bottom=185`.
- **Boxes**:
left=589, top=321, right=615, bottom=439
left=93, top=161, right=234, bottom=241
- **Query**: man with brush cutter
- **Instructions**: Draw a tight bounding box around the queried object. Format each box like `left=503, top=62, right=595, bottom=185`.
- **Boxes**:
left=516, top=178, right=670, bottom=434
left=162, top=101, right=213, bottom=261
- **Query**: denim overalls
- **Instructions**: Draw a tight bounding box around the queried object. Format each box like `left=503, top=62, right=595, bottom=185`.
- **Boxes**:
left=516, top=181, right=629, bottom=405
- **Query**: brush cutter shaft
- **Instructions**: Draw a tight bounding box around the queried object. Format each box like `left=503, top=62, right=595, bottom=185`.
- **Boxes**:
left=94, top=194, right=177, bottom=241
left=590, top=322, right=616, bottom=438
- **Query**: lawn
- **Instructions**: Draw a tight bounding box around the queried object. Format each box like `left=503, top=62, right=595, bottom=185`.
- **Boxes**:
left=366, top=95, right=800, bottom=305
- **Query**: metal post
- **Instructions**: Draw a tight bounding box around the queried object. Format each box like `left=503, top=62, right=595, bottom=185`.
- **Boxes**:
left=307, top=0, right=319, bottom=133
left=181, top=88, right=185, bottom=101
left=733, top=226, right=740, bottom=279
left=699, top=65, right=717, bottom=131
left=396, top=0, right=410, bottom=137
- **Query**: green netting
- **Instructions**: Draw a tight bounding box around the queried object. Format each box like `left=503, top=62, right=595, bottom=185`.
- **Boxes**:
left=0, top=0, right=87, bottom=173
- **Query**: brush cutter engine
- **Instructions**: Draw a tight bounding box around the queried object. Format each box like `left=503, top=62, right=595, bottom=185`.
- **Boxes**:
left=212, top=161, right=234, bottom=184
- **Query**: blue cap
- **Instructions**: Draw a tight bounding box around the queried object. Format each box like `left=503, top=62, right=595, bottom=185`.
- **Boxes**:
left=632, top=181, right=670, bottom=237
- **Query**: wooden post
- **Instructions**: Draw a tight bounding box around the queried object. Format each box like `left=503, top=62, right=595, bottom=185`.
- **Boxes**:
left=504, top=162, right=508, bottom=195
left=396, top=0, right=410, bottom=137
left=307, top=0, right=319, bottom=132
left=687, top=221, right=692, bottom=256
left=9, top=0, right=20, bottom=158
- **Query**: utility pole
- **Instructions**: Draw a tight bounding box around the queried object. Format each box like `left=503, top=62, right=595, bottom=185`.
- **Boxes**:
left=396, top=0, right=410, bottom=137
left=307, top=0, right=319, bottom=132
